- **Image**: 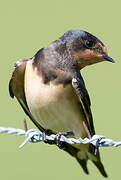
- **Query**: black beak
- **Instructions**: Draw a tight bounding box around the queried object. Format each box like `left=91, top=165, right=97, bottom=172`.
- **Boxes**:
left=103, top=54, right=115, bottom=63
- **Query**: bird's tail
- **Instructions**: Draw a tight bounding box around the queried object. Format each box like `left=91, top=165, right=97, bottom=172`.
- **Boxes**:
left=76, top=150, right=107, bottom=177
left=63, top=143, right=108, bottom=177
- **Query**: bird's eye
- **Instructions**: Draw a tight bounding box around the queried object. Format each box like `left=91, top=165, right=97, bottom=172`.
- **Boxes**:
left=85, top=40, right=94, bottom=48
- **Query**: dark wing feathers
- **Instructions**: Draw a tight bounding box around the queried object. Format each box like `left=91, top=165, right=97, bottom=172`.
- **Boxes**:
left=9, top=59, right=27, bottom=99
left=9, top=59, right=45, bottom=132
left=71, top=74, right=107, bottom=177
left=72, top=74, right=95, bottom=136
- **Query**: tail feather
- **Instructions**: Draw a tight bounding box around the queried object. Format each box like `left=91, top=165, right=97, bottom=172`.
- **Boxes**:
left=92, top=160, right=108, bottom=177
left=76, top=146, right=108, bottom=177
left=75, top=154, right=108, bottom=177
left=76, top=158, right=89, bottom=174
left=62, top=142, right=107, bottom=177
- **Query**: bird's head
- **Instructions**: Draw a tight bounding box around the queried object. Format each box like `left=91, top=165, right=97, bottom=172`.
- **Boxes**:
left=59, top=30, right=115, bottom=69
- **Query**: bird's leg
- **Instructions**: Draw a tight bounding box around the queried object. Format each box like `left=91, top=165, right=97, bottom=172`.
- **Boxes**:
left=55, top=131, right=74, bottom=149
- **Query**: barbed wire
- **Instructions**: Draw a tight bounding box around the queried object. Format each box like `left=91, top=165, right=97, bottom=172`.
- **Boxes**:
left=0, top=126, right=121, bottom=149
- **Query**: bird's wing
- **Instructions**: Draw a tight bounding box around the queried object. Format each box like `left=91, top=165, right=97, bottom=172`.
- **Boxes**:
left=64, top=74, right=107, bottom=177
left=9, top=58, right=45, bottom=132
left=72, top=74, right=95, bottom=137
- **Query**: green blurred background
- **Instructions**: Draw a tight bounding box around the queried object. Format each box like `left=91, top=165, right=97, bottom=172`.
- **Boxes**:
left=0, top=0, right=121, bottom=179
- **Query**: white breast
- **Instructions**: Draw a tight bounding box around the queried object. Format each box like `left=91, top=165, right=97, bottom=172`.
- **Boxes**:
left=25, top=60, right=87, bottom=138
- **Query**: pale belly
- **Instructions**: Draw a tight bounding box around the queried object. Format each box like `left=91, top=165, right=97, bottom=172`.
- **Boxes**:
left=25, top=61, right=87, bottom=138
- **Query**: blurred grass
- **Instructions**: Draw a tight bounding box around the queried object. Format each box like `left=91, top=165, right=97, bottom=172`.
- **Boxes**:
left=0, top=0, right=121, bottom=179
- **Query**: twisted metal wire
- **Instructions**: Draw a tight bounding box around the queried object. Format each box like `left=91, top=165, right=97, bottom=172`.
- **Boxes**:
left=0, top=126, right=121, bottom=149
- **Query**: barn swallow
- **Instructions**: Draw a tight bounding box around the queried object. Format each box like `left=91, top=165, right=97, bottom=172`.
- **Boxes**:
left=9, top=30, right=115, bottom=177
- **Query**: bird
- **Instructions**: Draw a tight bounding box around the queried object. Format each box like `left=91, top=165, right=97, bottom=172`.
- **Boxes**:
left=9, top=30, right=115, bottom=177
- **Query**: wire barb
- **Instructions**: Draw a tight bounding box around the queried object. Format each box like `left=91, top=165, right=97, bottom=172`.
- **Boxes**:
left=0, top=126, right=121, bottom=149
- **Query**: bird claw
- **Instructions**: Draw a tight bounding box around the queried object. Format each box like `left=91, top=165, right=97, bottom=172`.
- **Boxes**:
left=23, top=119, right=74, bottom=147
left=55, top=131, right=74, bottom=148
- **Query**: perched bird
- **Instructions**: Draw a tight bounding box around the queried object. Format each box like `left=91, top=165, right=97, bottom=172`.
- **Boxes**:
left=9, top=30, right=115, bottom=177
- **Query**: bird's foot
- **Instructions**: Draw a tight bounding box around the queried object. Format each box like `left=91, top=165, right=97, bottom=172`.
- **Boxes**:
left=55, top=131, right=74, bottom=149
